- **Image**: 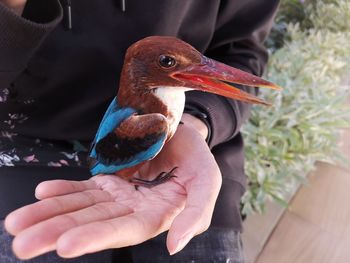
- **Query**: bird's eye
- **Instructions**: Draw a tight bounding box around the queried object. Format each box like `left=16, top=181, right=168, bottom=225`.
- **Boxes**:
left=158, top=55, right=177, bottom=68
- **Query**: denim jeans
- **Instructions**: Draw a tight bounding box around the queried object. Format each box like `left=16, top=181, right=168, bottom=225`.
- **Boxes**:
left=0, top=221, right=244, bottom=263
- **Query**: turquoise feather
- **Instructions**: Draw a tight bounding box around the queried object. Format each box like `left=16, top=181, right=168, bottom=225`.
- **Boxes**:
left=89, top=98, right=167, bottom=175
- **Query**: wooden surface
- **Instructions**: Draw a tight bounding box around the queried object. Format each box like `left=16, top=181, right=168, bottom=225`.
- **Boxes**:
left=243, top=88, right=350, bottom=262
left=242, top=186, right=300, bottom=263
left=255, top=128, right=350, bottom=263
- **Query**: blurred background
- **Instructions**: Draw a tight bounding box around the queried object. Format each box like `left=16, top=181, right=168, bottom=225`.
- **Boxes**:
left=241, top=0, right=350, bottom=262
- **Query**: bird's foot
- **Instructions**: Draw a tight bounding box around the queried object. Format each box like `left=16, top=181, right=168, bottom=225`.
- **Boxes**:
left=130, top=166, right=178, bottom=189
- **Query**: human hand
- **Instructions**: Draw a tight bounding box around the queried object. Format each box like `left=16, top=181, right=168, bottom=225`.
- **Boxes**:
left=4, top=122, right=222, bottom=260
left=0, top=0, right=27, bottom=15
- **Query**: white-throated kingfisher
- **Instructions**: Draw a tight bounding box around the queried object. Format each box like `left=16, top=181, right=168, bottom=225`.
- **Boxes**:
left=89, top=36, right=281, bottom=187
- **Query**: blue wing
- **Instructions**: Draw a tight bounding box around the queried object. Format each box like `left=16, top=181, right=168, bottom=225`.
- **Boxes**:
left=89, top=97, right=136, bottom=158
left=90, top=133, right=166, bottom=175
left=89, top=98, right=168, bottom=176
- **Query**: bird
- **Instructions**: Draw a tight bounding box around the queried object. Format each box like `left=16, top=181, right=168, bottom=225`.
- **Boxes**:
left=88, top=36, right=281, bottom=187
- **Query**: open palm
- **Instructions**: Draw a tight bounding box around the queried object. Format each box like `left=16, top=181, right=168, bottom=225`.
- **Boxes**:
left=5, top=123, right=222, bottom=260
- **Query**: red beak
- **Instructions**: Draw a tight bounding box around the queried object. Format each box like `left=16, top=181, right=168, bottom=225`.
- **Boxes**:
left=173, top=55, right=281, bottom=105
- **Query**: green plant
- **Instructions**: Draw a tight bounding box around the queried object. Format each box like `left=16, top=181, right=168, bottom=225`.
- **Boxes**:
left=242, top=0, right=350, bottom=214
left=266, top=0, right=312, bottom=52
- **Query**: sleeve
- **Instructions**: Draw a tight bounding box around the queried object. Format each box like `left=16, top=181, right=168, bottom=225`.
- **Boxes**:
left=185, top=0, right=279, bottom=148
left=0, top=0, right=62, bottom=89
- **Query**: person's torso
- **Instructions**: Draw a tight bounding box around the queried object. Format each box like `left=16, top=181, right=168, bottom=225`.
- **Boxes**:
left=0, top=0, right=221, bottom=168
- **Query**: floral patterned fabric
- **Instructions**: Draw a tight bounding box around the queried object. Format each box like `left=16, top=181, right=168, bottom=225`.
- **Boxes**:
left=0, top=89, right=89, bottom=170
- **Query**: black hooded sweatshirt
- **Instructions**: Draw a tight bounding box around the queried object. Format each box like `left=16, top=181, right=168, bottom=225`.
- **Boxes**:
left=0, top=0, right=279, bottom=230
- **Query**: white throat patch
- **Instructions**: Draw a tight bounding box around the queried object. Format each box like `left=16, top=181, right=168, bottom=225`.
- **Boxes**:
left=153, top=87, right=190, bottom=136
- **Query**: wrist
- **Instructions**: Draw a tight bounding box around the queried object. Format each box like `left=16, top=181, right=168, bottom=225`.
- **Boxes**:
left=181, top=113, right=209, bottom=140
left=1, top=0, right=27, bottom=15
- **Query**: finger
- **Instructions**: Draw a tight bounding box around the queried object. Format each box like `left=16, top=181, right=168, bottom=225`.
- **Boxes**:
left=166, top=172, right=222, bottom=255
left=5, top=190, right=112, bottom=235
left=12, top=202, right=133, bottom=260
left=55, top=211, right=169, bottom=258
left=35, top=179, right=97, bottom=200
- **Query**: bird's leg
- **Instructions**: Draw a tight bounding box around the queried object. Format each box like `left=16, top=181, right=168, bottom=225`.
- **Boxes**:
left=130, top=166, right=178, bottom=188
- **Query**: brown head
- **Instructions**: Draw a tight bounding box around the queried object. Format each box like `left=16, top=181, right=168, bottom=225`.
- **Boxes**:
left=117, top=36, right=281, bottom=110
left=118, top=36, right=281, bottom=107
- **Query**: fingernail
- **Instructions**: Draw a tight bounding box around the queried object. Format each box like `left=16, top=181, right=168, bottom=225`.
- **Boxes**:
left=170, top=233, right=193, bottom=255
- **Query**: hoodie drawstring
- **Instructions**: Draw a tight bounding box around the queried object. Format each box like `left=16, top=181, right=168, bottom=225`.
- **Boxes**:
left=63, top=0, right=72, bottom=30
left=121, top=0, right=126, bottom=12
left=62, top=0, right=126, bottom=30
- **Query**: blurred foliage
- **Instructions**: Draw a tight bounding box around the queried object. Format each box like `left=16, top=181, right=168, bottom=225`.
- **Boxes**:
left=242, top=0, right=350, bottom=214
left=266, top=0, right=350, bottom=51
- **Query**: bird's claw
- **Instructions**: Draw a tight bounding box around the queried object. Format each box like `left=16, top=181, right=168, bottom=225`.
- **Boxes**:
left=131, top=166, right=178, bottom=189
